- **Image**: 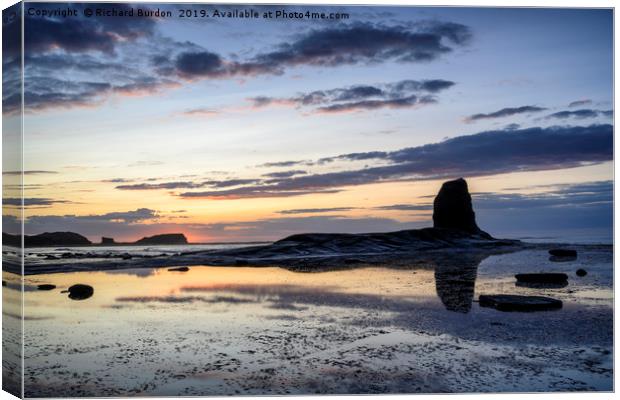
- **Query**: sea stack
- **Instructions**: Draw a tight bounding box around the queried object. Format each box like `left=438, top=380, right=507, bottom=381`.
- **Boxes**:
left=433, top=178, right=488, bottom=236
left=101, top=237, right=115, bottom=245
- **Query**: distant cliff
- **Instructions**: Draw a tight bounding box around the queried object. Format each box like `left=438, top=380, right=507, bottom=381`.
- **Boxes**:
left=3, top=232, right=92, bottom=247
left=133, top=233, right=188, bottom=245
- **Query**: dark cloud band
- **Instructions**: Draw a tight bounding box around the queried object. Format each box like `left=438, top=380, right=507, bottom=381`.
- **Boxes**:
left=166, top=124, right=612, bottom=199
left=465, top=105, right=546, bottom=122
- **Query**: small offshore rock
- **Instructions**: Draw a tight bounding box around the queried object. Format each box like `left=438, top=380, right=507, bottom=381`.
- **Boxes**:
left=37, top=284, right=56, bottom=290
left=576, top=268, right=587, bottom=277
left=515, top=273, right=568, bottom=284
left=479, top=294, right=562, bottom=312
left=549, top=249, right=577, bottom=257
left=67, top=284, right=94, bottom=300
left=168, top=266, right=189, bottom=272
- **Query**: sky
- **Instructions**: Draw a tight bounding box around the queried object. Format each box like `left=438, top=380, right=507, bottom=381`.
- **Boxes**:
left=1, top=3, right=614, bottom=243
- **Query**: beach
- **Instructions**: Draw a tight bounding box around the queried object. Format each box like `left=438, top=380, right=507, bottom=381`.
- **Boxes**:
left=2, top=245, right=612, bottom=396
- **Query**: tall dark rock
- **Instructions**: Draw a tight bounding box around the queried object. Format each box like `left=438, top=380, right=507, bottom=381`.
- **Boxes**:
left=433, top=178, right=488, bottom=236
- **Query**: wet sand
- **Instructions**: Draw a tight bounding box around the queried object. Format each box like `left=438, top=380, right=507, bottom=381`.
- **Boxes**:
left=2, top=247, right=613, bottom=396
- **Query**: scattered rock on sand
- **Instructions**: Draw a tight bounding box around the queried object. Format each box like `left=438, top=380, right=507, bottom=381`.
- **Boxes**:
left=168, top=266, right=189, bottom=272
left=549, top=249, right=577, bottom=258
left=479, top=294, right=562, bottom=312
left=67, top=284, right=94, bottom=300
left=37, top=284, right=56, bottom=291
left=515, top=273, right=568, bottom=284
left=576, top=268, right=587, bottom=277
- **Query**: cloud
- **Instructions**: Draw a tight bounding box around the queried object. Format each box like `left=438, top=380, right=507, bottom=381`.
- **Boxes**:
left=209, top=179, right=260, bottom=188
left=2, top=198, right=73, bottom=208
left=248, top=79, right=454, bottom=114
left=546, top=109, right=612, bottom=120
left=170, top=21, right=471, bottom=80
left=2, top=4, right=179, bottom=115
left=258, top=160, right=312, bottom=168
left=318, top=151, right=389, bottom=164
left=181, top=108, right=220, bottom=117
left=474, top=180, right=612, bottom=209
left=373, top=204, right=433, bottom=211
left=17, top=4, right=156, bottom=57
left=7, top=10, right=471, bottom=115
left=115, top=178, right=260, bottom=191
left=14, top=75, right=180, bottom=114
left=315, top=95, right=428, bottom=114
left=116, top=181, right=205, bottom=190
left=248, top=22, right=471, bottom=70
left=180, top=188, right=341, bottom=199
left=12, top=208, right=160, bottom=238
left=262, top=170, right=308, bottom=178
left=175, top=124, right=612, bottom=199
left=3, top=170, right=57, bottom=175
left=76, top=208, right=158, bottom=223
left=568, top=99, right=592, bottom=108
left=465, top=106, right=547, bottom=122
left=174, top=51, right=227, bottom=79
left=276, top=207, right=358, bottom=214
left=101, top=178, right=134, bottom=183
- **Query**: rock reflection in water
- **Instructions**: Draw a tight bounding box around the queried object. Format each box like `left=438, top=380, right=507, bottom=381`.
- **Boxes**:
left=434, top=253, right=487, bottom=313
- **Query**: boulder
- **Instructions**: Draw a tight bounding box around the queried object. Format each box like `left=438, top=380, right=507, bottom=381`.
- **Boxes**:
left=433, top=178, right=489, bottom=236
left=515, top=273, right=568, bottom=284
left=67, top=284, right=94, bottom=300
left=549, top=249, right=577, bottom=258
left=37, top=284, right=56, bottom=290
left=576, top=269, right=587, bottom=277
left=479, top=294, right=562, bottom=312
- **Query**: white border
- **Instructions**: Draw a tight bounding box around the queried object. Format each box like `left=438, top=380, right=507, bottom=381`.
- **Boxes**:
left=0, top=1, right=615, bottom=400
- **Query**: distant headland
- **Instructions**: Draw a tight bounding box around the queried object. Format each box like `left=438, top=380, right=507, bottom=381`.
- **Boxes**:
left=2, top=232, right=188, bottom=248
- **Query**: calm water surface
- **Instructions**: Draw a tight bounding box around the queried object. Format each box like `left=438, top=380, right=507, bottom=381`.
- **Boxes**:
left=2, top=247, right=613, bottom=396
